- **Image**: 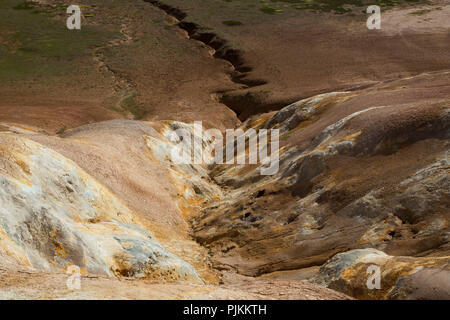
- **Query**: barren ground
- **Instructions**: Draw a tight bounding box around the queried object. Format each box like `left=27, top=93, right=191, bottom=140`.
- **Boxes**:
left=0, top=0, right=448, bottom=299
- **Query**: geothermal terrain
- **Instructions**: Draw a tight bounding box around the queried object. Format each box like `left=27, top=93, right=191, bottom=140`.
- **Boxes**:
left=0, top=0, right=449, bottom=299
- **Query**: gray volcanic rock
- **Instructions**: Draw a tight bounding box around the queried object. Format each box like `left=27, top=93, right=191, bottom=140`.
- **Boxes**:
left=0, top=133, right=202, bottom=282
left=312, top=249, right=449, bottom=300
left=192, top=74, right=450, bottom=288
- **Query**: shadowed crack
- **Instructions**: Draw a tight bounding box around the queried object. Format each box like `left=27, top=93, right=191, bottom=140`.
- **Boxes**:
left=143, top=0, right=274, bottom=120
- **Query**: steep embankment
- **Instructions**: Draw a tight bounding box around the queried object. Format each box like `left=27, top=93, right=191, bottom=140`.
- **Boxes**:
left=0, top=132, right=202, bottom=282
left=0, top=119, right=354, bottom=299
left=190, top=71, right=450, bottom=299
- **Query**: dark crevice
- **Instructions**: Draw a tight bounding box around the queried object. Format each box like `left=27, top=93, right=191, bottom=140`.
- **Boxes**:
left=219, top=93, right=296, bottom=121
left=143, top=0, right=273, bottom=120
left=255, top=189, right=265, bottom=198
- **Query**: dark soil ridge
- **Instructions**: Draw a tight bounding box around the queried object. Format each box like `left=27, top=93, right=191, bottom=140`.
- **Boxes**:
left=143, top=0, right=278, bottom=120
